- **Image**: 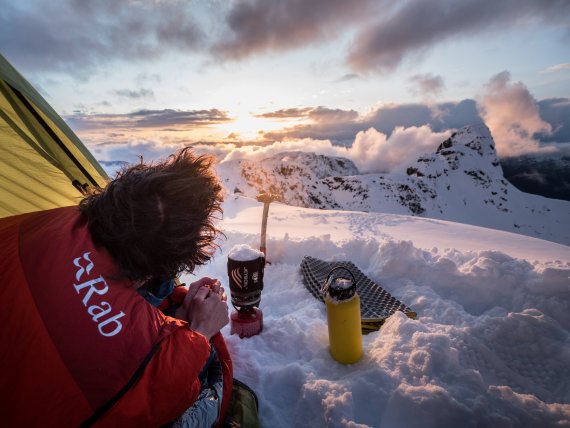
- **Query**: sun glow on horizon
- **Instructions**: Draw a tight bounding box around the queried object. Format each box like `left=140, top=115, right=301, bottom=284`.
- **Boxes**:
left=217, top=111, right=299, bottom=142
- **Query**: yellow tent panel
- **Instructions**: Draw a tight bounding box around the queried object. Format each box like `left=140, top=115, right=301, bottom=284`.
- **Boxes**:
left=0, top=53, right=109, bottom=218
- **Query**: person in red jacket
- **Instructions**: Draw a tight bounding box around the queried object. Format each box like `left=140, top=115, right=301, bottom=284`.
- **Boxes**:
left=0, top=148, right=233, bottom=427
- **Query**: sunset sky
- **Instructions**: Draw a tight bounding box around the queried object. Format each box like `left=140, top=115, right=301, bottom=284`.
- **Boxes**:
left=2, top=0, right=569, bottom=168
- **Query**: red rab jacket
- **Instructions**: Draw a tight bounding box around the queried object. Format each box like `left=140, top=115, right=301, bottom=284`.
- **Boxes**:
left=0, top=207, right=232, bottom=427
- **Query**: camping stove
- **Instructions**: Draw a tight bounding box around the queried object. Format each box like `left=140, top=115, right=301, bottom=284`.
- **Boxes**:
left=227, top=246, right=265, bottom=338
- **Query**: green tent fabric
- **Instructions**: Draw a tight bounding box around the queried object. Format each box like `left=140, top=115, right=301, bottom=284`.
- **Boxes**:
left=0, top=53, right=109, bottom=218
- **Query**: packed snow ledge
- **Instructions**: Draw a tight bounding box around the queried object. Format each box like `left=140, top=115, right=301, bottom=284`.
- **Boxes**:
left=182, top=196, right=570, bottom=428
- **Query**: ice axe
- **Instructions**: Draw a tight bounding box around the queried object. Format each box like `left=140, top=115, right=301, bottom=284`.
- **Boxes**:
left=256, top=193, right=278, bottom=260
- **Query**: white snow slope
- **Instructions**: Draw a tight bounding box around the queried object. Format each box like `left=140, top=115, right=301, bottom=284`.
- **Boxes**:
left=216, top=124, right=570, bottom=246
left=182, top=196, right=570, bottom=428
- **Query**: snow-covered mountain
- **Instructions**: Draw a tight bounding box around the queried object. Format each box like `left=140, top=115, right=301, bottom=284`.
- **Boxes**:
left=217, top=124, right=570, bottom=246
left=217, top=151, right=359, bottom=208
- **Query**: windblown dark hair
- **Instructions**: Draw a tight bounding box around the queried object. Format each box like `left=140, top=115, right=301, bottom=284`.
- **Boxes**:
left=79, top=148, right=223, bottom=281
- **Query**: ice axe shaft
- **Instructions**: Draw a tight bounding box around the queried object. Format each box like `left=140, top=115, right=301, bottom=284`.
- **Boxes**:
left=260, top=203, right=270, bottom=255
left=256, top=193, right=278, bottom=257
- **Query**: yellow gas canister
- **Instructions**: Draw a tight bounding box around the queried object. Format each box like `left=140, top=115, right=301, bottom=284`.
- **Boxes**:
left=322, top=267, right=362, bottom=364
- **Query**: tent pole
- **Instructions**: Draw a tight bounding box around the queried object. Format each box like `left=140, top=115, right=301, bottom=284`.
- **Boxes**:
left=8, top=84, right=101, bottom=189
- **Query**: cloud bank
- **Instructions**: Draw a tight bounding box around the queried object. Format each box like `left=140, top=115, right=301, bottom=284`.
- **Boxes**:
left=348, top=126, right=451, bottom=173
left=89, top=123, right=452, bottom=175
left=82, top=92, right=570, bottom=172
left=251, top=76, right=569, bottom=156
left=476, top=72, right=553, bottom=157
left=199, top=125, right=451, bottom=174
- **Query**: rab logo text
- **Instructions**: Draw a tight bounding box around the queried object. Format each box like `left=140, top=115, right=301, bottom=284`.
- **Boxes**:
left=73, top=252, right=126, bottom=337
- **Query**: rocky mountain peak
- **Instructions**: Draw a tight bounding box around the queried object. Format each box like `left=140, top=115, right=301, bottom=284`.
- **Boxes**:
left=216, top=151, right=358, bottom=206
left=408, top=123, right=502, bottom=180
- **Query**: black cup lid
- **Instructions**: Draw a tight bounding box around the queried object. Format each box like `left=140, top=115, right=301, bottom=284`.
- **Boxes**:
left=328, top=277, right=356, bottom=300
left=322, top=266, right=357, bottom=301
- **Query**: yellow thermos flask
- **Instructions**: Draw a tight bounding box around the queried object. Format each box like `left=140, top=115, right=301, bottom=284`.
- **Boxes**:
left=322, top=267, right=362, bottom=364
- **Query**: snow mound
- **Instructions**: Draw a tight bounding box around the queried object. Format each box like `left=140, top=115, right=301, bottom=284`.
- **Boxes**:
left=182, top=197, right=570, bottom=427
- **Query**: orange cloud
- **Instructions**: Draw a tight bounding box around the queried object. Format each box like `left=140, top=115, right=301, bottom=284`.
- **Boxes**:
left=477, top=72, right=553, bottom=157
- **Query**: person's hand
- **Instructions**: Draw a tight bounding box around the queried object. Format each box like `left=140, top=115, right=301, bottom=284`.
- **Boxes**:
left=175, top=277, right=226, bottom=318
left=175, top=277, right=229, bottom=340
left=186, top=286, right=229, bottom=340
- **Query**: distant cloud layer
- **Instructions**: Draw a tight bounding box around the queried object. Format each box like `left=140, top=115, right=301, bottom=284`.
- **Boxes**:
left=112, top=88, right=155, bottom=100
left=409, top=74, right=445, bottom=98
left=0, top=0, right=204, bottom=74
left=257, top=106, right=359, bottom=123
left=347, top=0, right=570, bottom=73
left=3, top=0, right=568, bottom=75
left=261, top=100, right=482, bottom=144
left=67, top=108, right=231, bottom=131
left=211, top=0, right=374, bottom=60
left=541, top=63, right=570, bottom=73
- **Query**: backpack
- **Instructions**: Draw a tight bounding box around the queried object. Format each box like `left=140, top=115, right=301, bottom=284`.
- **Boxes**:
left=223, top=379, right=260, bottom=428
